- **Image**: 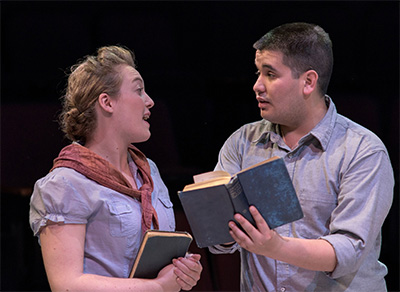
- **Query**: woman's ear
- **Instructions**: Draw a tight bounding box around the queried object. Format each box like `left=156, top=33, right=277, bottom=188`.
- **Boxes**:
left=303, top=70, right=318, bottom=95
left=98, top=93, right=114, bottom=113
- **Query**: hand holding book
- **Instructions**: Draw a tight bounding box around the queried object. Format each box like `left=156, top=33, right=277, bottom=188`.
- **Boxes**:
left=228, top=205, right=284, bottom=254
left=130, top=230, right=193, bottom=279
left=178, top=157, right=303, bottom=248
left=172, top=253, right=202, bottom=289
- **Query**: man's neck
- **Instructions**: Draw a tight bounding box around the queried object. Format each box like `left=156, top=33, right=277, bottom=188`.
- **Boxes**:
left=281, top=96, right=328, bottom=150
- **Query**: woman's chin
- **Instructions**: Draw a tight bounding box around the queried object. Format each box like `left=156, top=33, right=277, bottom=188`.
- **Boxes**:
left=132, top=132, right=151, bottom=144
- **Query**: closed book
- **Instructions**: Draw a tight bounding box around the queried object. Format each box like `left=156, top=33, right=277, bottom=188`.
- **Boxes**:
left=129, top=230, right=193, bottom=279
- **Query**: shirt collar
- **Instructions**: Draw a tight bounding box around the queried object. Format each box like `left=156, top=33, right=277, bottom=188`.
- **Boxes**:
left=252, top=95, right=337, bottom=151
left=252, top=120, right=277, bottom=144
left=308, top=95, right=336, bottom=151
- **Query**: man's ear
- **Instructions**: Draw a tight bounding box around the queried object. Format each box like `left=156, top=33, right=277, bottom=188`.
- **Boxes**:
left=98, top=93, right=114, bottom=113
left=302, top=70, right=318, bottom=95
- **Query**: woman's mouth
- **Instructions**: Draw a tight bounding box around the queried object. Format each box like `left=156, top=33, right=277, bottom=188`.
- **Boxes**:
left=143, top=113, right=150, bottom=121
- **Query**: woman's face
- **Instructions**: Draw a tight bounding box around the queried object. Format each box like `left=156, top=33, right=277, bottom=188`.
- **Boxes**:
left=112, top=65, right=155, bottom=144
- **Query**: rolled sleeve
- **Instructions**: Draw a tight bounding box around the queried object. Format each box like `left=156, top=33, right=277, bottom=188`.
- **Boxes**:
left=321, top=149, right=394, bottom=278
left=321, top=234, right=357, bottom=278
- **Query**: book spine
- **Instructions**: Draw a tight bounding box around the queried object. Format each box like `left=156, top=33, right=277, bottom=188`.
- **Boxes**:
left=228, top=176, right=244, bottom=198
left=227, top=178, right=255, bottom=225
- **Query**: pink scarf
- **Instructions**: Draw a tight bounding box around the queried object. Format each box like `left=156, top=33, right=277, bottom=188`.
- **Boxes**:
left=51, top=143, right=159, bottom=233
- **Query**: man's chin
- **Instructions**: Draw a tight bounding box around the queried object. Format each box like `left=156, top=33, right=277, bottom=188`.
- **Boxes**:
left=260, top=111, right=272, bottom=121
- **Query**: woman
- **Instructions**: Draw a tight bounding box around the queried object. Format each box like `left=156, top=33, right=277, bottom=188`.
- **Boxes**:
left=29, top=45, right=202, bottom=291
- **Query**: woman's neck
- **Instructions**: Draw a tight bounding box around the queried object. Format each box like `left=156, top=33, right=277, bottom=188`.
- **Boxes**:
left=85, top=139, right=129, bottom=172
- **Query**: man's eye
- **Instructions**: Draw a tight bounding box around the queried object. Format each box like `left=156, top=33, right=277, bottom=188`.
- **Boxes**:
left=255, top=70, right=275, bottom=78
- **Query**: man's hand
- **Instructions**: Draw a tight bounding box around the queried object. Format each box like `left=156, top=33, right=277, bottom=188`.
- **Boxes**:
left=229, top=205, right=337, bottom=272
left=229, top=206, right=284, bottom=256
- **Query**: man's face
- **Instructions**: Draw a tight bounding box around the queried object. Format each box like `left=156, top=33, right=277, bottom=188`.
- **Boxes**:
left=253, top=50, right=306, bottom=128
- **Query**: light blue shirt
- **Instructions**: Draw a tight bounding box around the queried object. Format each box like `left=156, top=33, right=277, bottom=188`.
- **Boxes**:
left=29, top=157, right=175, bottom=278
left=209, top=97, right=394, bottom=291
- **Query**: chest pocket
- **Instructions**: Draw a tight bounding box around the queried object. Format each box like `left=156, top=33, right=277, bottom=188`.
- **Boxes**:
left=297, top=187, right=337, bottom=239
left=157, top=197, right=175, bottom=230
left=107, top=202, right=140, bottom=237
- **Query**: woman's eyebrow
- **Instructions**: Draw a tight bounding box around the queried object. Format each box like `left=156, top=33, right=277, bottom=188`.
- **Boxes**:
left=131, top=76, right=143, bottom=84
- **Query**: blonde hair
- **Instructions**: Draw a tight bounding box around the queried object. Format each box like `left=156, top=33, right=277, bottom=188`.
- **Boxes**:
left=60, top=45, right=136, bottom=143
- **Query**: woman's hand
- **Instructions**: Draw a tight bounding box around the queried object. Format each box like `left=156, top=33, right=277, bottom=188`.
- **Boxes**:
left=155, top=264, right=182, bottom=291
left=40, top=222, right=192, bottom=292
left=156, top=253, right=202, bottom=291
left=173, top=253, right=203, bottom=291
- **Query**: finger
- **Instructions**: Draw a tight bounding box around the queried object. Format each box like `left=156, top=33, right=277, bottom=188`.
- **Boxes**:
left=176, top=274, right=195, bottom=291
left=174, top=265, right=197, bottom=290
left=228, top=220, right=252, bottom=247
left=232, top=212, right=259, bottom=239
left=173, top=258, right=202, bottom=282
left=249, top=205, right=271, bottom=233
left=177, top=257, right=202, bottom=274
left=186, top=253, right=201, bottom=262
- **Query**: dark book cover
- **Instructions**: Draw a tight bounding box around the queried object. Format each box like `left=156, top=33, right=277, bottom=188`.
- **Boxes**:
left=129, top=230, right=192, bottom=279
left=178, top=157, right=303, bottom=248
left=178, top=186, right=235, bottom=247
left=236, top=158, right=303, bottom=229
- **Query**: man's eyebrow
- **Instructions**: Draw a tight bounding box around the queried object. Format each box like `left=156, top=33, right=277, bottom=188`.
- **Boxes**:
left=261, top=64, right=277, bottom=71
left=254, top=60, right=278, bottom=72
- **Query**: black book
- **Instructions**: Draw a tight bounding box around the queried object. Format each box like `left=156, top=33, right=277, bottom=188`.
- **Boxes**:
left=178, top=157, right=303, bottom=248
left=129, top=230, right=193, bottom=279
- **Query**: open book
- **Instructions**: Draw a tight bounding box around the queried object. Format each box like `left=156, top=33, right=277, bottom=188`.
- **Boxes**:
left=129, top=230, right=193, bottom=279
left=178, top=157, right=303, bottom=248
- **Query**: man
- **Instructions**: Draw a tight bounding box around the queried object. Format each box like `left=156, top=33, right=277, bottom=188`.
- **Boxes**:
left=209, top=22, right=394, bottom=291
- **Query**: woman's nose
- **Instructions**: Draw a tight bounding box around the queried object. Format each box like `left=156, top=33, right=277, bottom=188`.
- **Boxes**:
left=145, top=92, right=154, bottom=108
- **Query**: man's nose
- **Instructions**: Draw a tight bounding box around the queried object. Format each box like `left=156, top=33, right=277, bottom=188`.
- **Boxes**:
left=253, top=76, right=264, bottom=95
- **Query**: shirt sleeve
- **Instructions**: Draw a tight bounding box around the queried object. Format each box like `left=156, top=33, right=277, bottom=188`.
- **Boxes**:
left=208, top=129, right=244, bottom=254
left=321, top=149, right=394, bottom=278
left=29, top=168, right=94, bottom=237
left=209, top=243, right=240, bottom=254
left=214, top=127, right=244, bottom=175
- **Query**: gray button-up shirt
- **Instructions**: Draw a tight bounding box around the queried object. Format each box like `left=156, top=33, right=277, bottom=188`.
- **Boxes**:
left=210, top=97, right=394, bottom=291
left=30, top=157, right=175, bottom=278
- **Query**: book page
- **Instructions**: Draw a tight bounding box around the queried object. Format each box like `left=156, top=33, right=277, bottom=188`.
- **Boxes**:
left=183, top=176, right=231, bottom=191
left=146, top=230, right=192, bottom=239
left=193, top=170, right=231, bottom=183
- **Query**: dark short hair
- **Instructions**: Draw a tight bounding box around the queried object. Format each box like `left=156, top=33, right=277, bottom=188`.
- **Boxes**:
left=254, top=22, right=333, bottom=95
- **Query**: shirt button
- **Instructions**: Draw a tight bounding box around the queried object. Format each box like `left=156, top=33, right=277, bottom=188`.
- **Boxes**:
left=280, top=288, right=286, bottom=292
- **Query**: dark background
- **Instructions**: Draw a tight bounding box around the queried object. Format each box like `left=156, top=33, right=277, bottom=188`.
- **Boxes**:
left=1, top=1, right=399, bottom=291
